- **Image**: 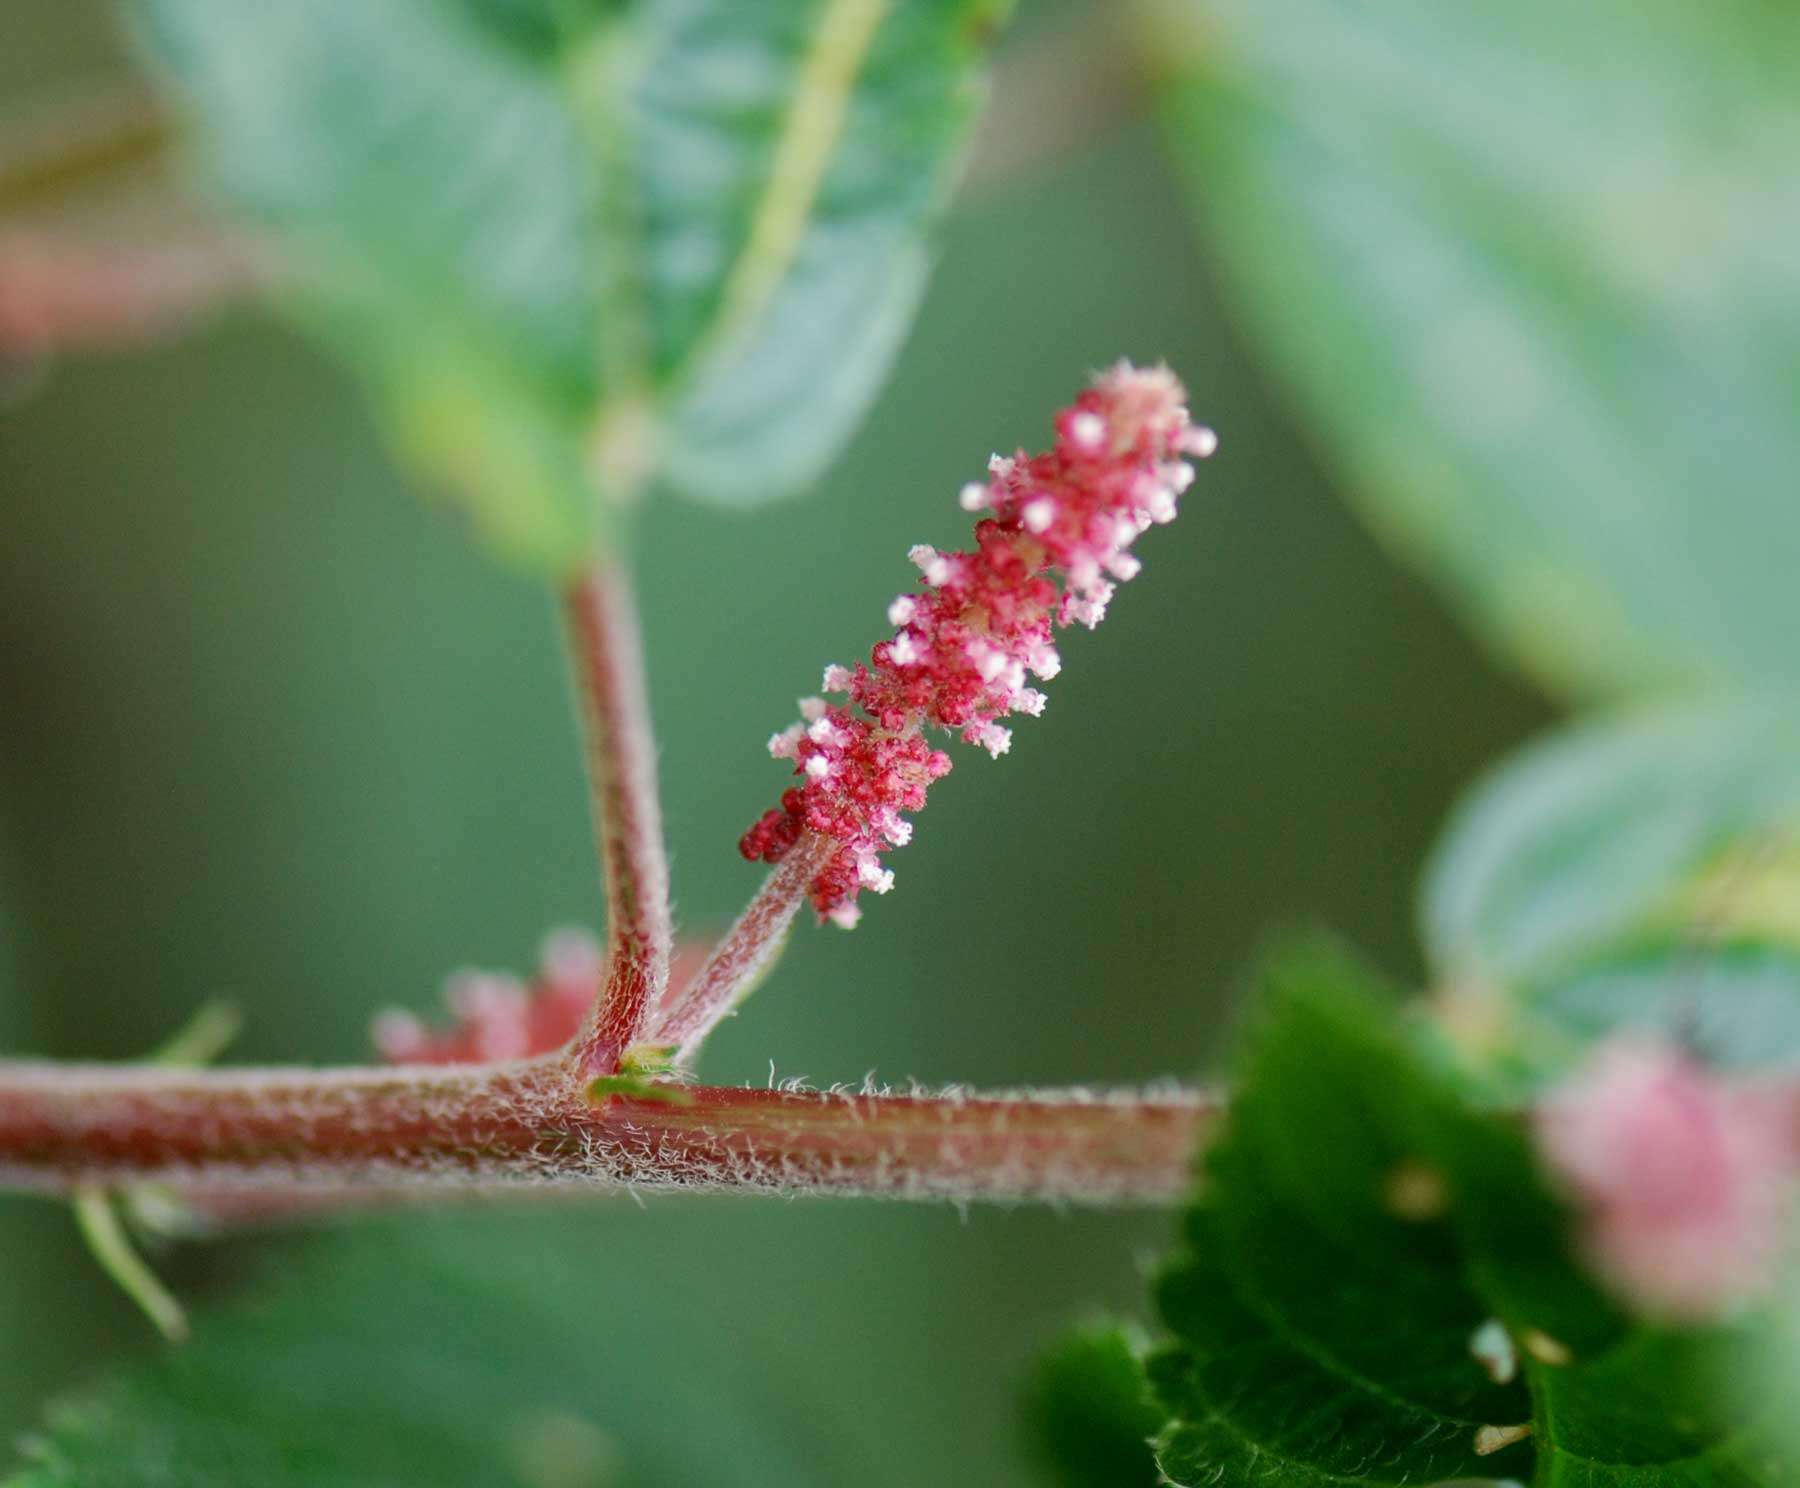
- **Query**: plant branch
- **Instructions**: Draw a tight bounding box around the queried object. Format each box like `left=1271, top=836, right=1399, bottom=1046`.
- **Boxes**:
left=0, top=1056, right=1215, bottom=1206
left=649, top=831, right=840, bottom=1065
left=0, top=84, right=172, bottom=216
left=0, top=228, right=267, bottom=359
left=562, top=559, right=674, bottom=1077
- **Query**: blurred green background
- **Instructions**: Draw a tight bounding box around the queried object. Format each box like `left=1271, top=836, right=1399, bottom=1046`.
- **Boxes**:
left=0, top=1, right=1552, bottom=1481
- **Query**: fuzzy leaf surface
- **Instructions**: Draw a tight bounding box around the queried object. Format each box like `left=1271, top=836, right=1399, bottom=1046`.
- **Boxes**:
left=1157, top=0, right=1800, bottom=696
left=6, top=1211, right=855, bottom=1487
left=1421, top=699, right=1800, bottom=1093
left=1150, top=945, right=1528, bottom=1487
left=1139, top=942, right=1785, bottom=1486
left=1024, top=1324, right=1161, bottom=1488
left=135, top=0, right=998, bottom=567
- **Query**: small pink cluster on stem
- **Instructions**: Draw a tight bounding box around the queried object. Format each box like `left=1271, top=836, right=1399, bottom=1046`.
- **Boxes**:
left=740, top=362, right=1215, bottom=927
left=1534, top=1036, right=1797, bottom=1321
left=371, top=930, right=713, bottom=1067
left=372, top=930, right=608, bottom=1065
left=0, top=231, right=266, bottom=360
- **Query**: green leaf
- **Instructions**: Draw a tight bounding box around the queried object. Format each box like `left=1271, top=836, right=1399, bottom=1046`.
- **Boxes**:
left=1132, top=940, right=1788, bottom=1486
left=1150, top=943, right=1529, bottom=1487
left=1156, top=0, right=1800, bottom=696
left=6, top=1211, right=857, bottom=1488
left=1023, top=1325, right=1161, bottom=1488
left=135, top=0, right=999, bottom=570
left=637, top=0, right=999, bottom=508
left=135, top=0, right=605, bottom=570
left=1420, top=698, right=1800, bottom=1091
left=1415, top=1062, right=1787, bottom=1487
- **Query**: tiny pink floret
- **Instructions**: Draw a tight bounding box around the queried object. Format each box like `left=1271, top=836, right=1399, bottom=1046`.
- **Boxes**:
left=373, top=929, right=708, bottom=1065
left=1534, top=1036, right=1795, bottom=1321
left=739, top=362, right=1214, bottom=926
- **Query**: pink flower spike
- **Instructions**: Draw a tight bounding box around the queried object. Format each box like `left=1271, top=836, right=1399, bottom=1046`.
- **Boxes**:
left=739, top=362, right=1212, bottom=926
left=1534, top=1036, right=1796, bottom=1321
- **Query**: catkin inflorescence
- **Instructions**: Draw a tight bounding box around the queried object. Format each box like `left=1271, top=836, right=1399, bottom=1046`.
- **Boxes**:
left=739, top=362, right=1215, bottom=926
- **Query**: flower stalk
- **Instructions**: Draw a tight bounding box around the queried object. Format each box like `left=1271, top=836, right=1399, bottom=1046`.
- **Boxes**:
left=647, top=831, right=842, bottom=1066
left=562, top=558, right=674, bottom=1076
left=2, top=367, right=1229, bottom=1262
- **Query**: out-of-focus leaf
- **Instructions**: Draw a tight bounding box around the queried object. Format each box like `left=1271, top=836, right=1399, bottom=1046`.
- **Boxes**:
left=1421, top=698, right=1800, bottom=1091
left=1023, top=1324, right=1160, bottom=1488
left=5, top=1211, right=854, bottom=1487
left=1156, top=0, right=1800, bottom=696
left=639, top=0, right=998, bottom=507
left=134, top=0, right=999, bottom=570
left=1140, top=941, right=1787, bottom=1486
left=134, top=0, right=602, bottom=570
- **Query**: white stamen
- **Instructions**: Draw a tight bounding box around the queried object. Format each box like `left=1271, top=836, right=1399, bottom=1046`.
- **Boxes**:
left=890, top=631, right=920, bottom=666
left=828, top=903, right=862, bottom=929
left=798, top=696, right=827, bottom=722
left=1469, top=1320, right=1518, bottom=1385
left=970, top=644, right=1007, bottom=682
left=804, top=754, right=832, bottom=780
left=979, top=722, right=1013, bottom=758
left=1183, top=425, right=1219, bottom=458
left=1066, top=583, right=1115, bottom=629
left=539, top=927, right=603, bottom=984
left=1021, top=497, right=1056, bottom=533
left=1069, top=410, right=1106, bottom=450
left=887, top=595, right=917, bottom=626
left=1107, top=552, right=1142, bottom=581
left=1016, top=688, right=1047, bottom=717
left=822, top=664, right=853, bottom=693
left=445, top=971, right=525, bottom=1019
left=958, top=482, right=989, bottom=512
left=371, top=1010, right=427, bottom=1060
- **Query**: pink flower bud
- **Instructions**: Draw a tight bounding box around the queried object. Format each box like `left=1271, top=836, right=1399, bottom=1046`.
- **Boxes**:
left=1534, top=1036, right=1795, bottom=1321
left=371, top=930, right=710, bottom=1065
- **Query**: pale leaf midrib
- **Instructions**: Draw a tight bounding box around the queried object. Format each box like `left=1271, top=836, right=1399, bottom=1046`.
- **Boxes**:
left=676, top=0, right=889, bottom=382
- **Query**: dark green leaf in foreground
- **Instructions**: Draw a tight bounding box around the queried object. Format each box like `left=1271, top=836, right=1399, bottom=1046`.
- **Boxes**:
left=1023, top=1324, right=1161, bottom=1488
left=1420, top=698, right=1800, bottom=1093
left=135, top=0, right=1000, bottom=569
left=1133, top=941, right=1787, bottom=1486
left=1150, top=944, right=1528, bottom=1487
left=1422, top=1090, right=1786, bottom=1488
left=6, top=1211, right=853, bottom=1488
left=1157, top=0, right=1800, bottom=697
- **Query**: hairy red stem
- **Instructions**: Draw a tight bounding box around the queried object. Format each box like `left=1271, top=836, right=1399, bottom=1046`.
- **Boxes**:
left=562, top=560, right=674, bottom=1076
left=0, top=1057, right=1214, bottom=1205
